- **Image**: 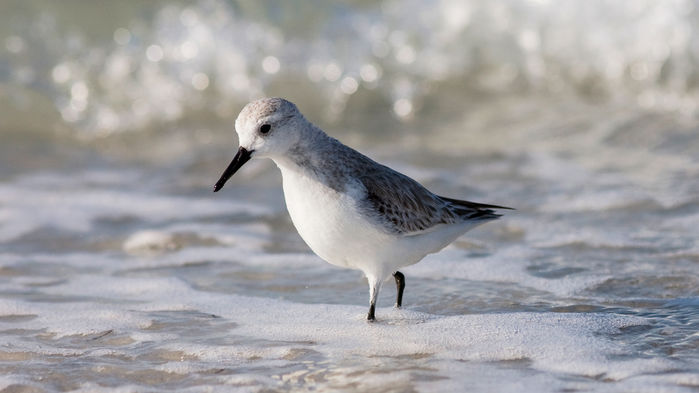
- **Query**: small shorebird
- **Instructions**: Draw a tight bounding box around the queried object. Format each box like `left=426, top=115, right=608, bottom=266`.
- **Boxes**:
left=214, top=98, right=512, bottom=321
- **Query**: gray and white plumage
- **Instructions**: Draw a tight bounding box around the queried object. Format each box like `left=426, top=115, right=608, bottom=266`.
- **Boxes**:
left=214, top=97, right=512, bottom=321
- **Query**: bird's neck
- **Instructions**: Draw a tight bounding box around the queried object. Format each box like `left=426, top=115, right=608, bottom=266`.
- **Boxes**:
left=272, top=126, right=345, bottom=190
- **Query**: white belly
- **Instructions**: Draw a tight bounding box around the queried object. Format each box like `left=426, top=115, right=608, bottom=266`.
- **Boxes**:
left=278, top=165, right=397, bottom=276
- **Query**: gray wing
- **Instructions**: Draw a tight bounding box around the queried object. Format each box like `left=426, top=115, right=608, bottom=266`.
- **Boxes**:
left=358, top=164, right=510, bottom=235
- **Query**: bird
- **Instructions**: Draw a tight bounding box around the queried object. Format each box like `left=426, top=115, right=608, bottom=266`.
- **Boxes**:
left=213, top=97, right=512, bottom=321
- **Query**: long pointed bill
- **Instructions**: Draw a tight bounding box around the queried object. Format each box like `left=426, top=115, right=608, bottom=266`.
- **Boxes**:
left=213, top=147, right=253, bottom=192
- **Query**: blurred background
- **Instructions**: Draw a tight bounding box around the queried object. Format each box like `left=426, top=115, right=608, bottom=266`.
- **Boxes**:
left=1, top=1, right=698, bottom=392
left=2, top=0, right=699, bottom=168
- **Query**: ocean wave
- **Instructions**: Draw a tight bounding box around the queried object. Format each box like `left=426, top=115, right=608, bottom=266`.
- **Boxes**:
left=2, top=0, right=698, bottom=138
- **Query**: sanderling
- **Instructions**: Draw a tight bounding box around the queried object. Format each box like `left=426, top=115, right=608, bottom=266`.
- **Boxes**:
left=214, top=98, right=512, bottom=321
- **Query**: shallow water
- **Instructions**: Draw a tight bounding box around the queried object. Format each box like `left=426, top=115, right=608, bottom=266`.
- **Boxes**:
left=1, top=1, right=699, bottom=392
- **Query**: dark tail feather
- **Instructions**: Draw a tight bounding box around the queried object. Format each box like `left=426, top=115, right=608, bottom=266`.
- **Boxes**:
left=439, top=195, right=514, bottom=221
left=438, top=196, right=514, bottom=211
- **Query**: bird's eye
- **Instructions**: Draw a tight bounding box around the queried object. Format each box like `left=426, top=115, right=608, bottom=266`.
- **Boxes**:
left=260, top=124, right=271, bottom=134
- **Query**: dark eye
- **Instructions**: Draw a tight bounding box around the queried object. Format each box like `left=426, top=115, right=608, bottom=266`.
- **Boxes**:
left=260, top=124, right=271, bottom=134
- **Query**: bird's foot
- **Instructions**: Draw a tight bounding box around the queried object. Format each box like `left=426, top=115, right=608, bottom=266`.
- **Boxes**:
left=367, top=304, right=376, bottom=322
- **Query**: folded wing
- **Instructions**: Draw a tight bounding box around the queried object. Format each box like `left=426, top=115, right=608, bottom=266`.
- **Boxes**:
left=358, top=165, right=512, bottom=235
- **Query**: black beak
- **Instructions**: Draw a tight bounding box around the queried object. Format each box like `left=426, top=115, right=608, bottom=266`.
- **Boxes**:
left=213, top=147, right=253, bottom=192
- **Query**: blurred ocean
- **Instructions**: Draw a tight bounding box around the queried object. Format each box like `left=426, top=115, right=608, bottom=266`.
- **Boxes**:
left=1, top=1, right=698, bottom=392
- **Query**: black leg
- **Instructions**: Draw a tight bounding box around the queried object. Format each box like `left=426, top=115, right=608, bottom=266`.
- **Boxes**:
left=366, top=277, right=381, bottom=321
left=393, top=271, right=405, bottom=308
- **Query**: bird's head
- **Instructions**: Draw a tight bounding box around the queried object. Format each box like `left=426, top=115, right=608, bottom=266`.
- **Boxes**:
left=213, top=97, right=303, bottom=192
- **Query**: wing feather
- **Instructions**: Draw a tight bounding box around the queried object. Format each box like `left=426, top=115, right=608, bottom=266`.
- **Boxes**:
left=328, top=141, right=512, bottom=235
left=360, top=166, right=450, bottom=234
left=358, top=164, right=511, bottom=235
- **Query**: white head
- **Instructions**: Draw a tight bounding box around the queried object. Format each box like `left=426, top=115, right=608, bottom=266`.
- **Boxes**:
left=235, top=97, right=304, bottom=159
left=213, top=97, right=306, bottom=192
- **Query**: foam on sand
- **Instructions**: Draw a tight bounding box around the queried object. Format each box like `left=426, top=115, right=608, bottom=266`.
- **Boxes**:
left=406, top=246, right=610, bottom=297
left=0, top=274, right=683, bottom=392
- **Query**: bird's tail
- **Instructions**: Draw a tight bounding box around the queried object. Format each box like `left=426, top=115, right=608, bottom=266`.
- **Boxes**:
left=439, top=196, right=514, bottom=221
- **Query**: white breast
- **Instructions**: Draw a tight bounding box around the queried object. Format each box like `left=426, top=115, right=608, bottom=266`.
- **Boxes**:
left=277, top=163, right=398, bottom=275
